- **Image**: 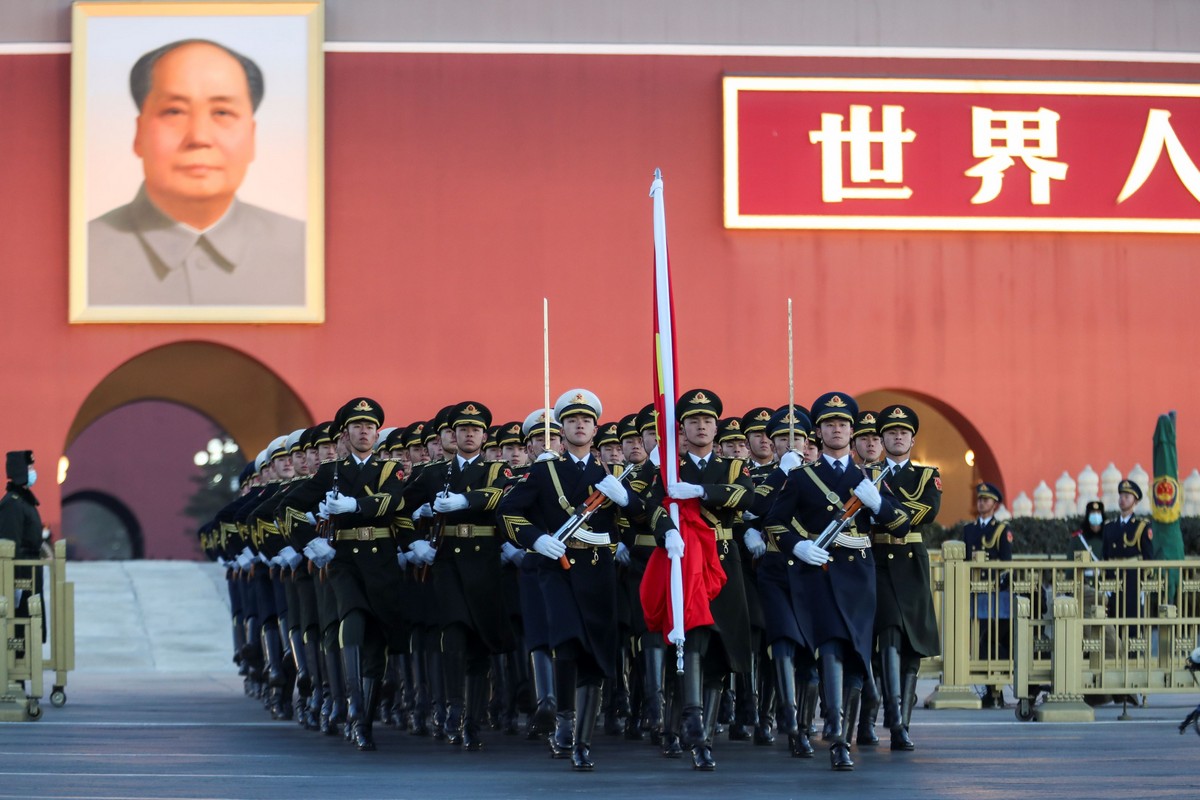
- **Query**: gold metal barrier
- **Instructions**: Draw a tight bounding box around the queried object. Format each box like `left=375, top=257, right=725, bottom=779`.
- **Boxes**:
left=0, top=539, right=75, bottom=721
left=929, top=541, right=1200, bottom=721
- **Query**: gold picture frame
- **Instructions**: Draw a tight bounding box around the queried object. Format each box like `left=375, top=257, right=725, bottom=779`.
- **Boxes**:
left=70, top=1, right=324, bottom=323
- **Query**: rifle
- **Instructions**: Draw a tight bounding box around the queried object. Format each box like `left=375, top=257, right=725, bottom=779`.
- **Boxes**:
left=549, top=461, right=639, bottom=570
left=313, top=460, right=339, bottom=581
left=419, top=460, right=454, bottom=583
left=811, top=465, right=889, bottom=552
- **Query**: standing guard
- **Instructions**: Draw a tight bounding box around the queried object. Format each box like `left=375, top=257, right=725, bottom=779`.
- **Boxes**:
left=963, top=481, right=1013, bottom=708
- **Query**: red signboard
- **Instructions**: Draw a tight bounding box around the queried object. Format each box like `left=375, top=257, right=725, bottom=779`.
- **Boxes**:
left=724, top=77, right=1200, bottom=233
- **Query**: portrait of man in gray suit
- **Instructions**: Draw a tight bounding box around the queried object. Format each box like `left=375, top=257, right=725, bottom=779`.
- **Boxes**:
left=87, top=38, right=305, bottom=307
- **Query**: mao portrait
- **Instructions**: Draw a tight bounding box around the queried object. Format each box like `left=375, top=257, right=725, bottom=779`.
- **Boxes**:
left=70, top=2, right=323, bottom=323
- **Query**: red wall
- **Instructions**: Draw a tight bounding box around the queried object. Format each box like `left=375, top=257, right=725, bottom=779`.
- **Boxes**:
left=1, top=51, right=1198, bottom=534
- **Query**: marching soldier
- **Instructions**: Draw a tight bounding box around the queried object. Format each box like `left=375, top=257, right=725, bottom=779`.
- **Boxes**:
left=498, top=389, right=634, bottom=770
left=753, top=406, right=821, bottom=758
left=277, top=398, right=411, bottom=751
left=406, top=400, right=516, bottom=751
left=851, top=410, right=883, bottom=465
left=643, top=389, right=754, bottom=771
left=962, top=481, right=1013, bottom=708
left=872, top=405, right=941, bottom=750
left=764, top=392, right=910, bottom=771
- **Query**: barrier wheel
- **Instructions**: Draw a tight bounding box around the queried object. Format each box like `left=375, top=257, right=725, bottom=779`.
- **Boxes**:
left=1015, top=699, right=1035, bottom=722
left=25, top=699, right=42, bottom=720
left=50, top=688, right=66, bottom=708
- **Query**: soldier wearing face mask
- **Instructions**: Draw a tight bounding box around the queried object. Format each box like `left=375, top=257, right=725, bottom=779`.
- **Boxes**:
left=0, top=451, right=46, bottom=644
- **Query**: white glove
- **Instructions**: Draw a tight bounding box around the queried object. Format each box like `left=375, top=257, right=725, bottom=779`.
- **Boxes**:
left=853, top=478, right=883, bottom=514
left=269, top=554, right=283, bottom=567
left=615, top=542, right=631, bottom=567
left=793, top=539, right=830, bottom=566
left=397, top=550, right=411, bottom=567
left=305, top=538, right=336, bottom=569
left=779, top=451, right=803, bottom=473
left=533, top=534, right=567, bottom=560
left=536, top=450, right=559, bottom=462
left=304, top=512, right=317, bottom=526
left=317, top=501, right=331, bottom=520
left=743, top=528, right=767, bottom=558
left=742, top=509, right=759, bottom=522
left=257, top=552, right=271, bottom=565
left=664, top=529, right=685, bottom=559
left=408, top=539, right=436, bottom=566
left=412, top=502, right=434, bottom=521
left=668, top=482, right=704, bottom=500
left=596, top=474, right=630, bottom=507
left=236, top=547, right=254, bottom=571
left=433, top=492, right=469, bottom=513
left=216, top=556, right=229, bottom=568
left=648, top=447, right=661, bottom=468
left=279, top=546, right=303, bottom=570
left=501, top=541, right=525, bottom=566
left=324, top=492, right=359, bottom=515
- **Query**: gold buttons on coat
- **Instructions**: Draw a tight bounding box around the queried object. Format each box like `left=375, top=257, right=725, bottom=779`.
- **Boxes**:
left=352, top=547, right=359, bottom=554
left=454, top=547, right=462, bottom=554
left=371, top=547, right=378, bottom=554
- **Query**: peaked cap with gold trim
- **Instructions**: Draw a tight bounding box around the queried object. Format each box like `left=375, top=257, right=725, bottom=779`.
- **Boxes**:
left=676, top=388, right=722, bottom=420
left=852, top=410, right=880, bottom=438
left=717, top=417, right=746, bottom=443
left=450, top=401, right=491, bottom=429
left=339, top=396, right=385, bottom=429
left=811, top=391, right=857, bottom=425
left=554, top=388, right=602, bottom=422
left=497, top=421, right=524, bottom=448
left=878, top=404, right=919, bottom=435
left=740, top=406, right=774, bottom=436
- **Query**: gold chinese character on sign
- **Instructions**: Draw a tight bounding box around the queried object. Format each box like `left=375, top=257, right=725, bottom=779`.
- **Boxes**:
left=1117, top=109, right=1200, bottom=204
left=808, top=105, right=915, bottom=202
left=964, top=107, right=1068, bottom=205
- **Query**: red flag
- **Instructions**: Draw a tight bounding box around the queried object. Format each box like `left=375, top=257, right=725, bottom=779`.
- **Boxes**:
left=641, top=169, right=727, bottom=641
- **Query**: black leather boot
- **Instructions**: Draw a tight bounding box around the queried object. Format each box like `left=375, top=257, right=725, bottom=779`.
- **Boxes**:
left=857, top=674, right=880, bottom=746
left=899, top=669, right=918, bottom=750
left=679, top=649, right=705, bottom=748
left=755, top=650, right=776, bottom=745
left=550, top=658, right=577, bottom=758
left=692, top=687, right=720, bottom=771
left=263, top=623, right=286, bottom=716
left=843, top=683, right=862, bottom=752
left=463, top=672, right=488, bottom=751
left=572, top=684, right=600, bottom=770
left=429, top=649, right=447, bottom=740
left=353, top=676, right=379, bottom=751
left=604, top=650, right=629, bottom=736
left=791, top=678, right=815, bottom=758
left=342, top=645, right=366, bottom=746
left=642, top=643, right=665, bottom=745
left=528, top=649, right=557, bottom=737
left=882, top=645, right=913, bottom=751
left=487, top=655, right=505, bottom=730
left=801, top=681, right=819, bottom=737
left=302, top=638, right=322, bottom=731
left=730, top=649, right=758, bottom=741
left=322, top=645, right=345, bottom=736
left=442, top=651, right=466, bottom=746
left=821, top=650, right=853, bottom=771
left=409, top=645, right=430, bottom=736
left=661, top=677, right=683, bottom=758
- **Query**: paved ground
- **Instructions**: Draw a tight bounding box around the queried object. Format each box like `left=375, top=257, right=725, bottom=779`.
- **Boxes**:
left=3, top=671, right=1199, bottom=800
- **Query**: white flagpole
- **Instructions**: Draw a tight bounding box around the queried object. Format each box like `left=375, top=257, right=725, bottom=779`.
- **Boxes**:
left=651, top=168, right=685, bottom=673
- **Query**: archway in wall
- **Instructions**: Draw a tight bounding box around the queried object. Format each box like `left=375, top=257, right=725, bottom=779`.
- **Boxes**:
left=857, top=389, right=1002, bottom=526
left=65, top=341, right=311, bottom=456
left=62, top=342, right=312, bottom=559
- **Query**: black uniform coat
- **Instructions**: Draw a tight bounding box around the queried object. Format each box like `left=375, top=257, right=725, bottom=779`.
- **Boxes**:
left=0, top=483, right=44, bottom=635
left=280, top=453, right=410, bottom=649
left=763, top=459, right=909, bottom=673
left=645, top=453, right=755, bottom=674
left=750, top=464, right=816, bottom=651
left=962, top=517, right=1013, bottom=619
left=875, top=461, right=942, bottom=657
left=617, top=460, right=657, bottom=639
left=733, top=460, right=774, bottom=633
left=408, top=454, right=515, bottom=654
left=1102, top=516, right=1154, bottom=619
left=499, top=454, right=631, bottom=677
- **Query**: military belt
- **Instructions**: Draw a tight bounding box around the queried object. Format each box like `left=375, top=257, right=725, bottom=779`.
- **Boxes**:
left=873, top=532, right=923, bottom=546
left=335, top=527, right=392, bottom=542
left=442, top=524, right=496, bottom=538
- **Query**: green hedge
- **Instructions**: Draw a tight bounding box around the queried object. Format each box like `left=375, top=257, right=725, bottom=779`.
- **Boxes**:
left=926, top=517, right=1200, bottom=557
